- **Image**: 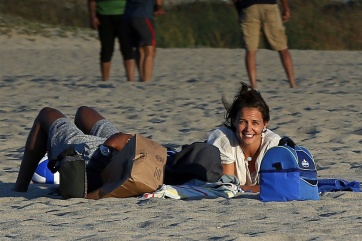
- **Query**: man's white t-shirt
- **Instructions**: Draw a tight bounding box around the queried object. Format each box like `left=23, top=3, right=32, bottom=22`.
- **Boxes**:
left=207, top=126, right=280, bottom=185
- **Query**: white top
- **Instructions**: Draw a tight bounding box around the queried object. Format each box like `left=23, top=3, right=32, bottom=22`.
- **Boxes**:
left=207, top=126, right=281, bottom=185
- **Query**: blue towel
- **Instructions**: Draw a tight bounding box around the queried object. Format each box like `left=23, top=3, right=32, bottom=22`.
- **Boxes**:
left=318, top=179, right=361, bottom=193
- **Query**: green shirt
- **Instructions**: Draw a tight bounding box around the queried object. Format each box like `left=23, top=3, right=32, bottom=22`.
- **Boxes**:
left=96, top=0, right=126, bottom=15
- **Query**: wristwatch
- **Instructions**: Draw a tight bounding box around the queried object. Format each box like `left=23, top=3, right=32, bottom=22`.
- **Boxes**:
left=99, top=144, right=112, bottom=157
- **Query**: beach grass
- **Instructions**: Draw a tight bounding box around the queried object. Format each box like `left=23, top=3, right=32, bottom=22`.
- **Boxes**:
left=0, top=0, right=361, bottom=50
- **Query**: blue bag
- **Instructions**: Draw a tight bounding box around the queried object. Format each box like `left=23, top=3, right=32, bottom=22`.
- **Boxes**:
left=259, top=137, right=320, bottom=202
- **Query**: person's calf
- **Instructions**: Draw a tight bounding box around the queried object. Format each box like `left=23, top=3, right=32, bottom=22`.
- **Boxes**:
left=140, top=46, right=155, bottom=82
left=100, top=62, right=111, bottom=81
left=124, top=59, right=135, bottom=82
left=278, top=49, right=298, bottom=88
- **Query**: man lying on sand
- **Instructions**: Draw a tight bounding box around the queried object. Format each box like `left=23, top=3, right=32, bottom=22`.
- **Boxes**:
left=14, top=106, right=132, bottom=193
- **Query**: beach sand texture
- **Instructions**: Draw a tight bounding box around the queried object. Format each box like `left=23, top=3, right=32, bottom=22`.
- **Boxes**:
left=0, top=35, right=361, bottom=240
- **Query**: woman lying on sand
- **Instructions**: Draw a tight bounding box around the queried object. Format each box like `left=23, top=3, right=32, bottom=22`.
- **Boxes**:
left=14, top=106, right=132, bottom=193
left=207, top=82, right=281, bottom=192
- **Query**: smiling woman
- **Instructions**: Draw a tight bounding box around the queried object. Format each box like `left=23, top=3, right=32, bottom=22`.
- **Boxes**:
left=207, top=82, right=281, bottom=191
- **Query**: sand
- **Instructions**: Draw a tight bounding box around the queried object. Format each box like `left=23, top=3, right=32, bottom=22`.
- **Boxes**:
left=0, top=34, right=361, bottom=240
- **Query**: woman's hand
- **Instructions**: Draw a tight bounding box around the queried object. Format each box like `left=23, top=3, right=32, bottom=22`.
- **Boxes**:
left=90, top=16, right=100, bottom=30
left=240, top=185, right=260, bottom=193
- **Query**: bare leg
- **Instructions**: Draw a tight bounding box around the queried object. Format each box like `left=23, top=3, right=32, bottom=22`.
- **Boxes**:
left=124, top=59, right=135, bottom=82
left=74, top=106, right=105, bottom=134
left=278, top=49, right=298, bottom=88
left=137, top=45, right=155, bottom=82
left=245, top=50, right=257, bottom=89
left=137, top=47, right=145, bottom=81
left=14, top=107, right=65, bottom=192
left=142, top=46, right=156, bottom=82
left=101, top=62, right=111, bottom=81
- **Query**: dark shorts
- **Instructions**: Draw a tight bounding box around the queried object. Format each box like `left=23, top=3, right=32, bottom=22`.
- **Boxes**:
left=126, top=17, right=156, bottom=47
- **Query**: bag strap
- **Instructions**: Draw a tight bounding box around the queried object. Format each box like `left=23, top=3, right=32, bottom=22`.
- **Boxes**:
left=47, top=147, right=79, bottom=174
left=278, top=136, right=296, bottom=149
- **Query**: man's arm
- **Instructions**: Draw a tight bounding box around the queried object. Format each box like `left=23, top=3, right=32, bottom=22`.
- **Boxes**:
left=279, top=0, right=291, bottom=23
left=103, top=133, right=133, bottom=151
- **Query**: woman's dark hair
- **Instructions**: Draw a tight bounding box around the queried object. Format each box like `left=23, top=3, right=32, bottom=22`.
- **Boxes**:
left=222, top=82, right=270, bottom=131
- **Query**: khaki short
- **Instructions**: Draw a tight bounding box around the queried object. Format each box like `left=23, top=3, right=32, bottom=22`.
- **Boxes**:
left=240, top=4, right=288, bottom=51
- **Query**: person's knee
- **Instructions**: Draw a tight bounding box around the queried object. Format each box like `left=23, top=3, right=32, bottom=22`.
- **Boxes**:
left=38, top=107, right=58, bottom=118
left=121, top=46, right=135, bottom=60
left=278, top=48, right=289, bottom=54
left=75, top=106, right=91, bottom=122
left=100, top=50, right=113, bottom=62
left=37, top=107, right=64, bottom=129
left=76, top=106, right=91, bottom=114
left=142, top=46, right=155, bottom=57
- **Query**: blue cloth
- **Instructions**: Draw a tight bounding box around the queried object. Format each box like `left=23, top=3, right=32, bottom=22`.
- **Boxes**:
left=318, top=179, right=361, bottom=193
left=124, top=0, right=156, bottom=19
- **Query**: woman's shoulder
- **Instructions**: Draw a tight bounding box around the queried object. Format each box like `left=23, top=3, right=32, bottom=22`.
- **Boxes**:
left=208, top=126, right=234, bottom=140
left=263, top=129, right=281, bottom=146
left=264, top=129, right=280, bottom=138
left=207, top=126, right=239, bottom=157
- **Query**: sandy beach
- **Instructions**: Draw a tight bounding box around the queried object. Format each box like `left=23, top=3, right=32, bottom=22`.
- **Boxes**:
left=0, top=34, right=361, bottom=240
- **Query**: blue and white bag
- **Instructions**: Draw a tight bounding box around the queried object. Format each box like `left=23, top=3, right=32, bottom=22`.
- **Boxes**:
left=259, top=137, right=319, bottom=202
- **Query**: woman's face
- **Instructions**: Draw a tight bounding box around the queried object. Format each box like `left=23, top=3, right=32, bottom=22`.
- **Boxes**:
left=233, top=107, right=268, bottom=147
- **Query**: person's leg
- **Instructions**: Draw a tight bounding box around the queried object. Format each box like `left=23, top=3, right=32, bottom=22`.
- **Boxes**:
left=14, top=107, right=65, bottom=192
left=100, top=62, right=112, bottom=81
left=74, top=106, right=106, bottom=135
left=140, top=45, right=155, bottom=82
left=278, top=49, right=297, bottom=88
left=263, top=4, right=297, bottom=88
left=245, top=50, right=257, bottom=89
left=98, top=14, right=115, bottom=81
left=123, top=59, right=136, bottom=82
left=137, top=47, right=145, bottom=81
left=240, top=5, right=261, bottom=89
left=131, top=18, right=156, bottom=82
left=118, top=15, right=136, bottom=82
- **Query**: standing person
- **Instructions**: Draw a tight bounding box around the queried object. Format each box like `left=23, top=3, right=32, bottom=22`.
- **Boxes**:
left=233, top=0, right=298, bottom=89
left=123, top=0, right=165, bottom=82
left=88, top=0, right=135, bottom=82
left=207, top=82, right=281, bottom=192
left=14, top=106, right=133, bottom=193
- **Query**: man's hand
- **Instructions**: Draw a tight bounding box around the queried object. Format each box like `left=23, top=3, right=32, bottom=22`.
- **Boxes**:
left=282, top=9, right=291, bottom=23
left=103, top=133, right=133, bottom=151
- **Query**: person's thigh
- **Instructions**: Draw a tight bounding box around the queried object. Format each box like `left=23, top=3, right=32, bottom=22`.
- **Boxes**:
left=98, top=14, right=116, bottom=62
left=90, top=119, right=119, bottom=139
left=48, top=118, right=103, bottom=160
left=131, top=17, right=156, bottom=47
left=261, top=4, right=288, bottom=51
left=116, top=15, right=135, bottom=60
left=240, top=5, right=261, bottom=51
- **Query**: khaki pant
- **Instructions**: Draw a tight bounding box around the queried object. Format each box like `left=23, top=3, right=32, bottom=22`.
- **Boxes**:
left=240, top=4, right=288, bottom=51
